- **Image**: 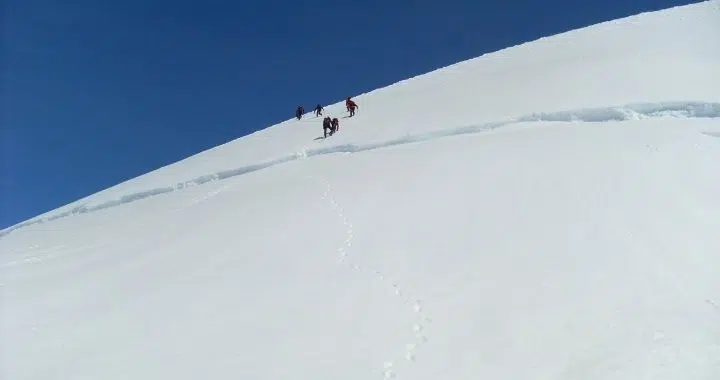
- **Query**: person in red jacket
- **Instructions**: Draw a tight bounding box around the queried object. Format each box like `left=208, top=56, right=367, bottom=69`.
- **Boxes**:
left=346, top=97, right=358, bottom=117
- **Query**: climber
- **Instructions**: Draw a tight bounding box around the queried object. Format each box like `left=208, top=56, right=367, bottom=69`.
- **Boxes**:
left=331, top=117, right=339, bottom=133
left=314, top=104, right=324, bottom=117
left=346, top=98, right=358, bottom=117
left=322, top=116, right=333, bottom=137
left=296, top=105, right=305, bottom=120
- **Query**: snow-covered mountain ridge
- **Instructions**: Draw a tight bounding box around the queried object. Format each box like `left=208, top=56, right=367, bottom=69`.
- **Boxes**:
left=2, top=2, right=719, bottom=380
left=3, top=101, right=719, bottom=237
left=3, top=0, right=718, bottom=236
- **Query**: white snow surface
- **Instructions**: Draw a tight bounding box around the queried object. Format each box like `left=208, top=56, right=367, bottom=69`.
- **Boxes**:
left=2, top=1, right=720, bottom=379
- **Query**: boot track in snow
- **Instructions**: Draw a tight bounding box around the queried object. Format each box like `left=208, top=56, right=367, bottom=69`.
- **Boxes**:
left=308, top=174, right=432, bottom=379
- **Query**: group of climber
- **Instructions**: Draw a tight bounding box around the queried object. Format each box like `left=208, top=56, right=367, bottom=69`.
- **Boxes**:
left=294, top=96, right=359, bottom=138
left=322, top=116, right=340, bottom=137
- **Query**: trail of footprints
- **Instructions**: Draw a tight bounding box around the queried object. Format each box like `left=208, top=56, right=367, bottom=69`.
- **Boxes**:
left=309, top=175, right=431, bottom=380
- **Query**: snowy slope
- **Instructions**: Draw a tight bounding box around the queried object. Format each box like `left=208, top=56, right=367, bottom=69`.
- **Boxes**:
left=2, top=1, right=720, bottom=379
left=4, top=0, right=718, bottom=233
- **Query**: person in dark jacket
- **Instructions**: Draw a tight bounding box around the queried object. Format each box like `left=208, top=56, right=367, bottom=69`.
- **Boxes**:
left=323, top=116, right=333, bottom=137
left=296, top=105, right=305, bottom=120
left=314, top=104, right=324, bottom=117
left=331, top=117, right=339, bottom=133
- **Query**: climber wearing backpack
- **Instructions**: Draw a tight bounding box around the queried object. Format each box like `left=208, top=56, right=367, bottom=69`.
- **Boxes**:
left=296, top=105, right=305, bottom=120
left=346, top=98, right=358, bottom=117
left=331, top=117, right=339, bottom=133
left=322, top=116, right=333, bottom=137
left=314, top=104, right=324, bottom=117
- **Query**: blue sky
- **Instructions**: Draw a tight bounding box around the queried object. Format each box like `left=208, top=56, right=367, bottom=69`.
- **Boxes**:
left=1, top=0, right=694, bottom=228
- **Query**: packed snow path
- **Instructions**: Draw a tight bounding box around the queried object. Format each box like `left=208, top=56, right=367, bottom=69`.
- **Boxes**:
left=309, top=175, right=432, bottom=379
left=3, top=101, right=719, bottom=237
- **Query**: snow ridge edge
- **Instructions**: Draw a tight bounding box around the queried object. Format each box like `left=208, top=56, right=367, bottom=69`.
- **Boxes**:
left=2, top=101, right=718, bottom=237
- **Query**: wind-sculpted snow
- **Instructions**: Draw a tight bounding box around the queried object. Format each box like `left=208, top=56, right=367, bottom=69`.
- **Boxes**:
left=2, top=101, right=719, bottom=238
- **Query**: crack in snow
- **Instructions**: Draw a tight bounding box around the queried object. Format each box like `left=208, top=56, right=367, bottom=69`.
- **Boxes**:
left=308, top=175, right=431, bottom=379
left=3, top=101, right=718, bottom=238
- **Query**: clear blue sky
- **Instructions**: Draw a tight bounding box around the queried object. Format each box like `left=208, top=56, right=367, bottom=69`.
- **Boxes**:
left=1, top=0, right=694, bottom=228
